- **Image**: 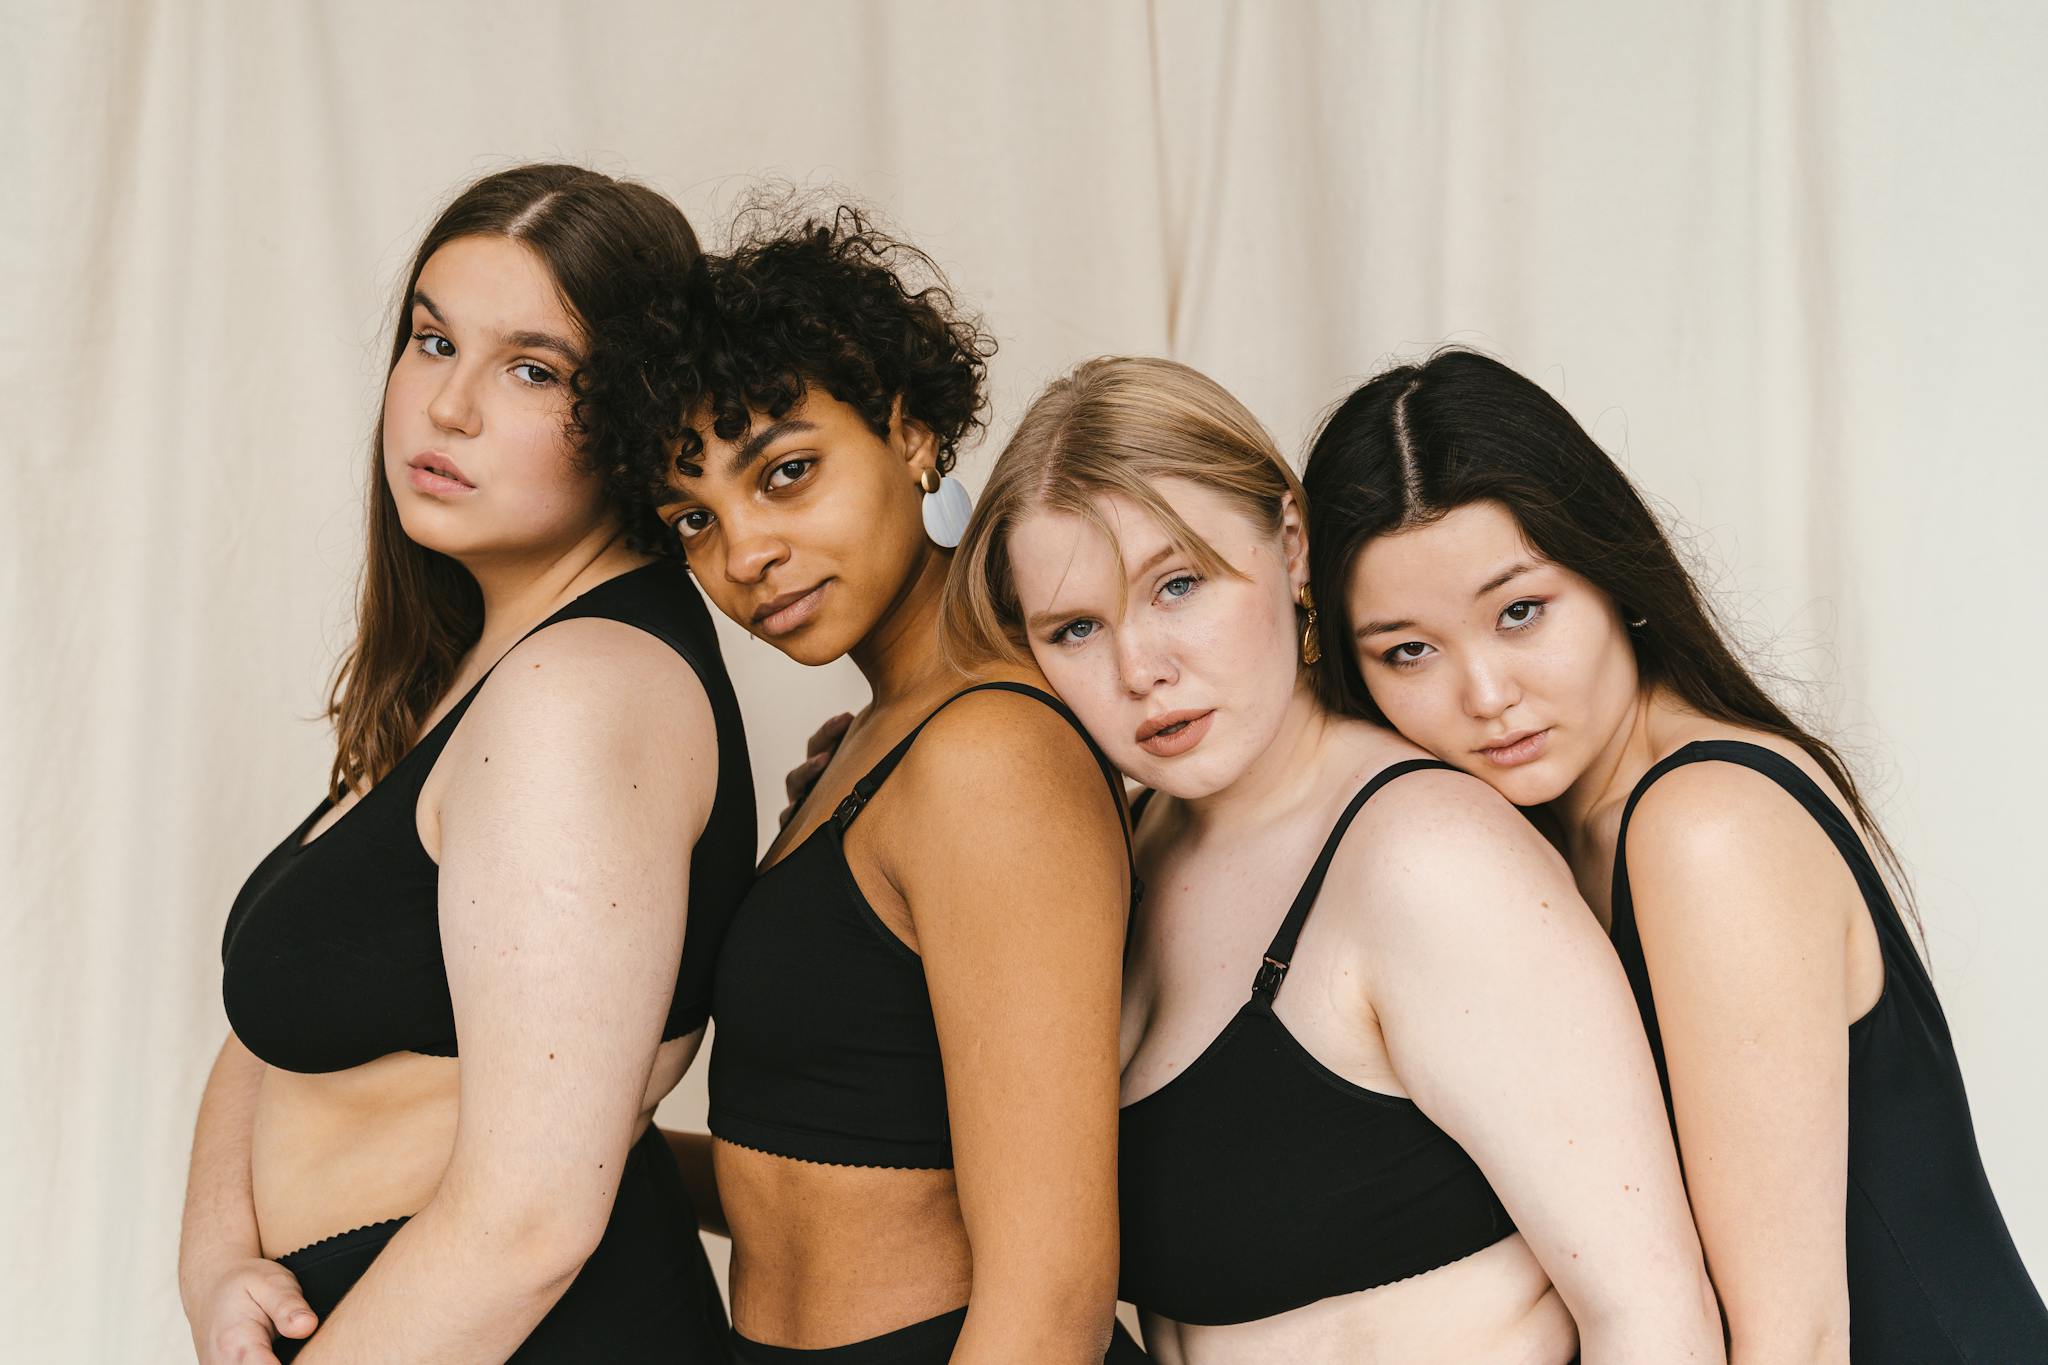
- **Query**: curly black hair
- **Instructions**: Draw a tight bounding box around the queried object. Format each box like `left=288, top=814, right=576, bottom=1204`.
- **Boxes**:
left=576, top=196, right=997, bottom=554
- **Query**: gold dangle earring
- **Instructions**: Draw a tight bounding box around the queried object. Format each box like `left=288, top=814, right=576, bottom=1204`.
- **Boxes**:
left=1298, top=583, right=1322, bottom=666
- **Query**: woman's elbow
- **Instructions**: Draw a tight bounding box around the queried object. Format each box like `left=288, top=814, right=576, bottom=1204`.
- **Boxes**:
left=444, top=1187, right=610, bottom=1299
left=1727, top=1312, right=1851, bottom=1365
left=970, top=1250, right=1118, bottom=1360
left=1572, top=1265, right=1726, bottom=1362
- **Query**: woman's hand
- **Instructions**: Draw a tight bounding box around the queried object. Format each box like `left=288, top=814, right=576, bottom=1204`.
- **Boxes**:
left=181, top=1034, right=308, bottom=1363
left=186, top=1256, right=316, bottom=1365
left=780, top=712, right=853, bottom=827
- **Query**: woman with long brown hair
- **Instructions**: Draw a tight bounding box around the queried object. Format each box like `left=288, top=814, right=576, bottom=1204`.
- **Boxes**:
left=177, top=163, right=754, bottom=1363
left=1302, top=348, right=2048, bottom=1361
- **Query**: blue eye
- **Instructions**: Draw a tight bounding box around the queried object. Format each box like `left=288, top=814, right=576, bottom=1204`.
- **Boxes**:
left=1160, top=574, right=1200, bottom=601
left=413, top=331, right=454, bottom=359
left=1049, top=619, right=1099, bottom=646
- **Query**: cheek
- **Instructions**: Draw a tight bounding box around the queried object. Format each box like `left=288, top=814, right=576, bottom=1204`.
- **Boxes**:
left=1366, top=668, right=1457, bottom=745
left=1029, top=645, right=1128, bottom=753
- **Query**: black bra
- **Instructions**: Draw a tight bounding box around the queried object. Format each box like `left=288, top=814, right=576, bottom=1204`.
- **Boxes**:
left=709, top=681, right=1130, bottom=1169
left=1118, top=759, right=1515, bottom=1325
left=221, top=560, right=756, bottom=1074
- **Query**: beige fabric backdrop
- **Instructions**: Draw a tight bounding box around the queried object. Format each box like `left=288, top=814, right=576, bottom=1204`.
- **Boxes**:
left=5, top=2, right=2044, bottom=1359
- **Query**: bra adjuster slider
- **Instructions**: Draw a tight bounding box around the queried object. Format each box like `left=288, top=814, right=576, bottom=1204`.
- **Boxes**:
left=1254, top=955, right=1289, bottom=1001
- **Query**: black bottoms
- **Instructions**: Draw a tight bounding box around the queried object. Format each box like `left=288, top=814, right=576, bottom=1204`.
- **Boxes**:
left=274, top=1124, right=728, bottom=1361
left=730, top=1309, right=1148, bottom=1363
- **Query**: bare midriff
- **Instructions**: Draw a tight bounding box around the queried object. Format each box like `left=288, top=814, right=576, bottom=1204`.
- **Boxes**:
left=1137, top=1234, right=1574, bottom=1365
left=715, top=1139, right=973, bottom=1348
left=251, top=1031, right=702, bottom=1260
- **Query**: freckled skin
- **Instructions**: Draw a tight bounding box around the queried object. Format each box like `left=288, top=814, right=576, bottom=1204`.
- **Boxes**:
left=1006, top=478, right=1306, bottom=800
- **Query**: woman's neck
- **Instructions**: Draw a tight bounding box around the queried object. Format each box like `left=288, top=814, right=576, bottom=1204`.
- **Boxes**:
left=849, top=544, right=956, bottom=708
left=1556, top=684, right=1683, bottom=845
left=1182, top=682, right=1335, bottom=836
left=459, top=524, right=648, bottom=670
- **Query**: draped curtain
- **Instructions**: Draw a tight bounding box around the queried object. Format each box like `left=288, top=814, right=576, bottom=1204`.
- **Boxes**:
left=4, top=3, right=2042, bottom=1357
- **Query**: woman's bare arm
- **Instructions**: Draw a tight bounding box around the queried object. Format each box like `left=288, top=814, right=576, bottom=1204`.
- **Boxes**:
left=1627, top=763, right=1862, bottom=1365
left=660, top=1129, right=727, bottom=1237
left=1355, top=770, right=1723, bottom=1363
left=293, top=620, right=716, bottom=1361
left=891, top=693, right=1128, bottom=1365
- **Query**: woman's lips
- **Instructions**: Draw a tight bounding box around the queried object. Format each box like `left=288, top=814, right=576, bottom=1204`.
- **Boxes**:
left=1477, top=727, right=1550, bottom=768
left=406, top=451, right=474, bottom=495
left=1137, top=709, right=1214, bottom=759
left=754, top=582, right=827, bottom=638
left=406, top=466, right=475, bottom=496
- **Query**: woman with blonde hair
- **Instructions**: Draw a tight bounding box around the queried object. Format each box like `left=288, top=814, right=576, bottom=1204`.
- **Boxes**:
left=938, top=356, right=1722, bottom=1363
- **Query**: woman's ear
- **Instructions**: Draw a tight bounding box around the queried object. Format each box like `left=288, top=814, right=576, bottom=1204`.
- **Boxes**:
left=889, top=394, right=940, bottom=480
left=1280, top=492, right=1311, bottom=594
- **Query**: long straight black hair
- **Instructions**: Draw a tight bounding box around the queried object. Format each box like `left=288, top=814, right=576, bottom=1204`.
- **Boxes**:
left=1301, top=348, right=1915, bottom=920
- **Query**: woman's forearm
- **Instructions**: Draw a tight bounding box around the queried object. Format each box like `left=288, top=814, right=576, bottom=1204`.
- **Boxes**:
left=290, top=1179, right=597, bottom=1363
left=660, top=1127, right=726, bottom=1238
left=178, top=1034, right=267, bottom=1308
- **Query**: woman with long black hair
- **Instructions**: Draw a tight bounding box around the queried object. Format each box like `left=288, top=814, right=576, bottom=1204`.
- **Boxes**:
left=1302, top=348, right=2048, bottom=1361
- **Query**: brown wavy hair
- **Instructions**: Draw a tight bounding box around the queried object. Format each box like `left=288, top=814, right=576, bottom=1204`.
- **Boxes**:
left=325, top=164, right=700, bottom=801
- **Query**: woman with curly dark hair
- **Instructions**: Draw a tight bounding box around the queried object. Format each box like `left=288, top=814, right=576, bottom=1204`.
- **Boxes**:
left=612, top=204, right=1146, bottom=1363
left=179, top=164, right=754, bottom=1363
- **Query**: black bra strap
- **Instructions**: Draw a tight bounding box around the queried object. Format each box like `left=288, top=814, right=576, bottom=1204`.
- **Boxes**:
left=1614, top=739, right=1890, bottom=917
left=1254, top=758, right=1457, bottom=1004
left=834, top=684, right=1135, bottom=879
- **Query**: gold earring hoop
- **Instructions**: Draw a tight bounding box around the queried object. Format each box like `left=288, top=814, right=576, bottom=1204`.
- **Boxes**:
left=1299, top=584, right=1322, bottom=666
left=918, top=467, right=942, bottom=495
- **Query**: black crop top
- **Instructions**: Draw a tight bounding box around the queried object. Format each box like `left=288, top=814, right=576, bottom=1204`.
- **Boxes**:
left=1611, top=741, right=2048, bottom=1362
left=1118, top=759, right=1516, bottom=1326
left=221, top=560, right=755, bottom=1075
left=709, top=682, right=1129, bottom=1169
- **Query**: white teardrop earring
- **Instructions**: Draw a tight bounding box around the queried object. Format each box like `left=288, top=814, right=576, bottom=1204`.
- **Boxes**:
left=918, top=467, right=972, bottom=549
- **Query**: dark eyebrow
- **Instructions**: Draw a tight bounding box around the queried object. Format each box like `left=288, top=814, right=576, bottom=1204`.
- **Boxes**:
left=409, top=291, right=580, bottom=365
left=505, top=329, right=583, bottom=366
left=1357, top=561, right=1542, bottom=638
left=1474, top=561, right=1537, bottom=598
left=728, top=418, right=820, bottom=478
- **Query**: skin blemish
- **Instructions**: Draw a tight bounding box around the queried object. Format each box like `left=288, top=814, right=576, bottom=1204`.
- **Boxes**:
left=548, top=1052, right=556, bottom=1060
